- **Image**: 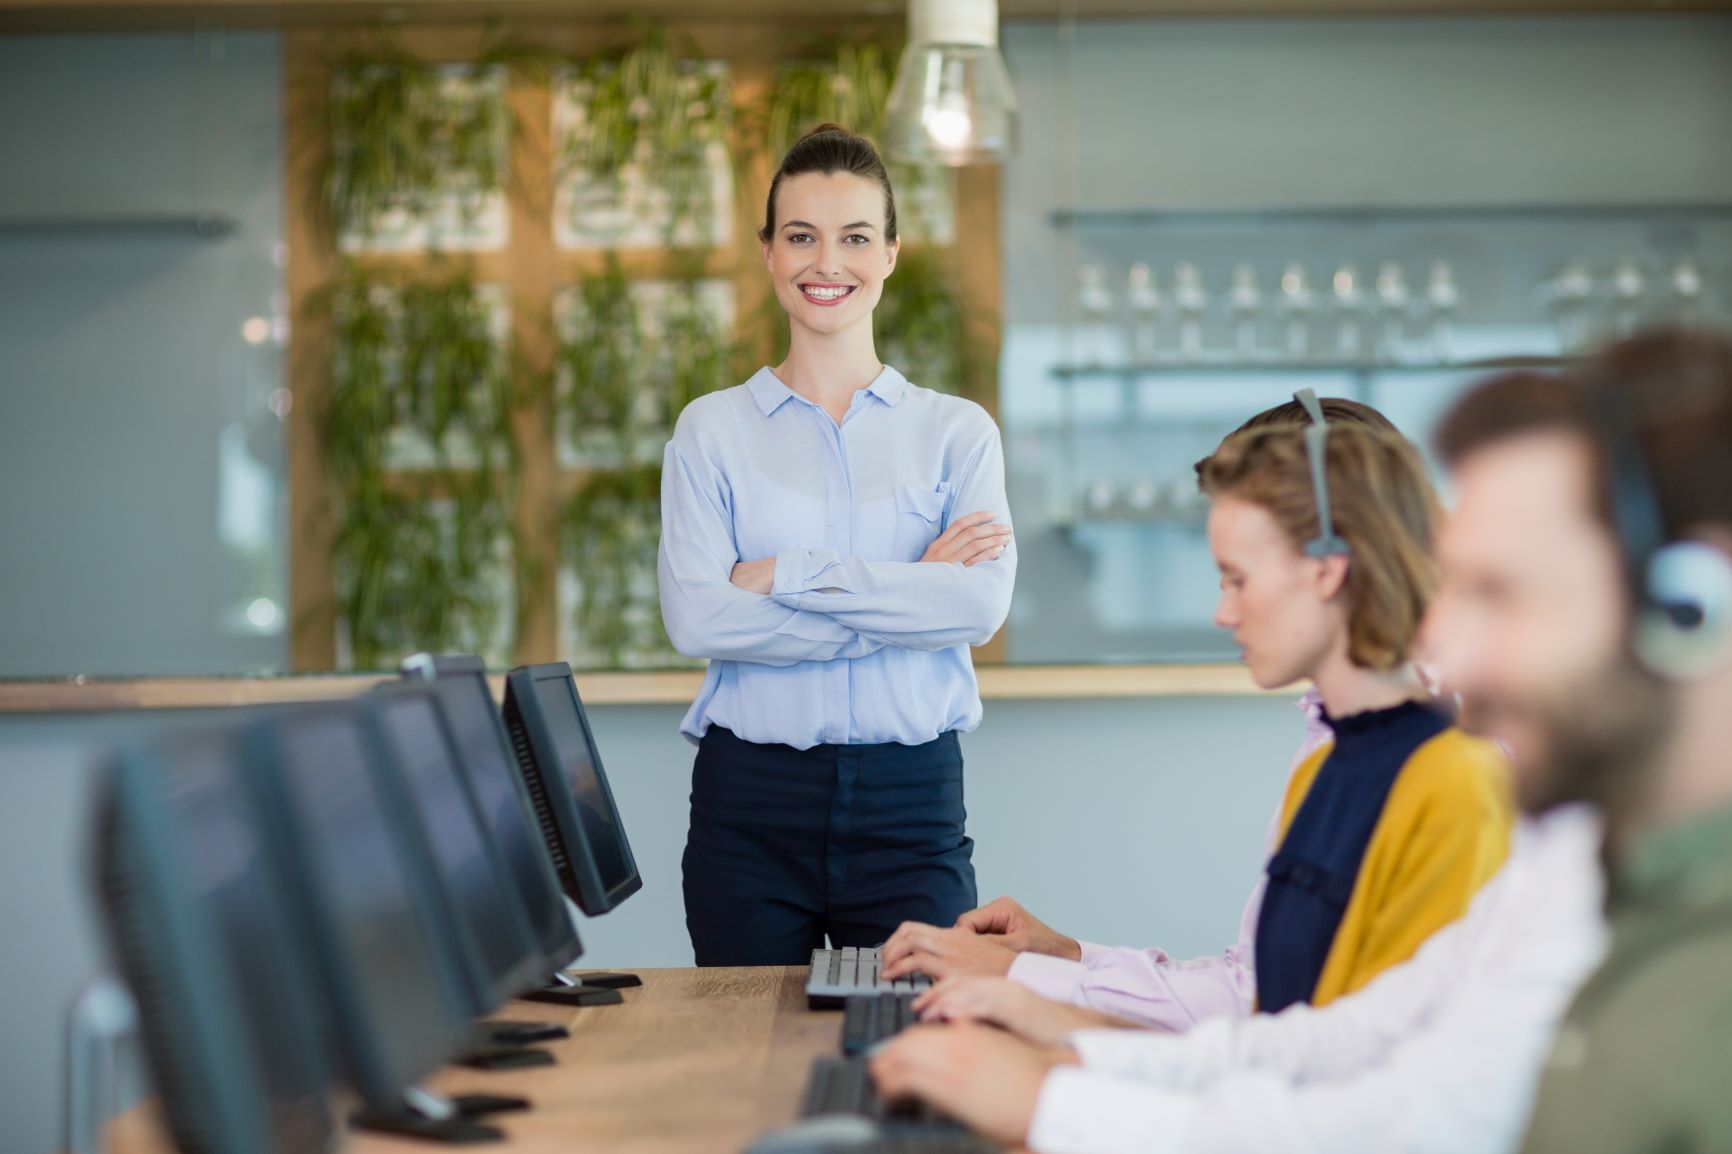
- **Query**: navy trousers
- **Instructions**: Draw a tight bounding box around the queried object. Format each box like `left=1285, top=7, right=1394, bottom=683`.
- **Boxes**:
left=682, top=726, right=978, bottom=966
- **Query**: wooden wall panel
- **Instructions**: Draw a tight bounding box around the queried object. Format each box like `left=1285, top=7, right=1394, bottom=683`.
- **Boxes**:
left=279, top=19, right=1005, bottom=671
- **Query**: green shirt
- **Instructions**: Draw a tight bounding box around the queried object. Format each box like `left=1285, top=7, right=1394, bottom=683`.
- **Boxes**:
left=1520, top=803, right=1732, bottom=1153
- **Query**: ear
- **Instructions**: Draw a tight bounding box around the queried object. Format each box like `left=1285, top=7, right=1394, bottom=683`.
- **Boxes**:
left=884, top=236, right=899, bottom=279
left=760, top=233, right=774, bottom=273
left=1313, top=553, right=1351, bottom=602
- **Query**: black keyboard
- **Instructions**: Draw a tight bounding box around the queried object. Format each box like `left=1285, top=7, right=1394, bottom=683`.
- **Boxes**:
left=833, top=1139, right=997, bottom=1154
left=841, top=994, right=921, bottom=1056
left=751, top=1134, right=999, bottom=1154
left=799, top=1057, right=963, bottom=1132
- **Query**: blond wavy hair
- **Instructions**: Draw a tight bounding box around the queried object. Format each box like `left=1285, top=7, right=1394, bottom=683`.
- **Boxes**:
left=1197, top=424, right=1441, bottom=672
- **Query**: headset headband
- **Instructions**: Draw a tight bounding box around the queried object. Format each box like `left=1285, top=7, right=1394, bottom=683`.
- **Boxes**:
left=1295, top=389, right=1350, bottom=559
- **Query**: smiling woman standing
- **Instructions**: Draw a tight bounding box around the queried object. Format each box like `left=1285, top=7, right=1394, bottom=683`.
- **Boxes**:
left=657, top=124, right=1017, bottom=966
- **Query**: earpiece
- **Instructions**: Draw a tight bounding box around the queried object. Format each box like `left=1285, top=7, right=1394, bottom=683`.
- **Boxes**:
left=1592, top=383, right=1732, bottom=679
left=1294, top=389, right=1351, bottom=559
left=1631, top=540, right=1732, bottom=678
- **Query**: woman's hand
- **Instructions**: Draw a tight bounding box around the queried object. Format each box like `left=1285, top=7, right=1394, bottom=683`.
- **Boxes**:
left=954, top=897, right=1082, bottom=960
left=921, top=511, right=1013, bottom=567
left=729, top=559, right=776, bottom=595
left=909, top=977, right=1089, bottom=1046
left=880, top=921, right=1018, bottom=981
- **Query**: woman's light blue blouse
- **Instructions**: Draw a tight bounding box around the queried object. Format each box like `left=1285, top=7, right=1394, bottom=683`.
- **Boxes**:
left=658, top=365, right=1016, bottom=751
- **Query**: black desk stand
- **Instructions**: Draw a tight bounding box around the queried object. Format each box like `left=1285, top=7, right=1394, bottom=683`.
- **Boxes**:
left=519, top=969, right=626, bottom=1007
left=352, top=1084, right=532, bottom=1145
left=484, top=1019, right=569, bottom=1045
left=454, top=1042, right=557, bottom=1071
left=572, top=970, right=642, bottom=990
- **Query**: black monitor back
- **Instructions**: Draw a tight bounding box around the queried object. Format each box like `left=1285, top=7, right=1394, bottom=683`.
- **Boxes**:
left=501, top=662, right=643, bottom=916
left=242, top=702, right=476, bottom=1110
left=401, top=655, right=585, bottom=972
left=94, top=727, right=337, bottom=1154
left=367, top=683, right=547, bottom=1006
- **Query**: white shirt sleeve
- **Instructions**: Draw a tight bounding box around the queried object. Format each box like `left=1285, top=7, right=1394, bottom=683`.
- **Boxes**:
left=1027, top=809, right=1608, bottom=1154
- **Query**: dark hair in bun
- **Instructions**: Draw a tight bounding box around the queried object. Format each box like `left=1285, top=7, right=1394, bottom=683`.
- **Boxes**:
left=760, top=123, right=899, bottom=244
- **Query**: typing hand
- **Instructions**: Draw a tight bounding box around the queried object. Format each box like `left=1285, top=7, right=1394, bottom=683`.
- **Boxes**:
left=729, top=558, right=776, bottom=595
left=915, top=977, right=1126, bottom=1047
left=880, top=921, right=1017, bottom=981
left=920, top=511, right=1012, bottom=567
left=954, top=897, right=1081, bottom=960
left=868, top=1023, right=1075, bottom=1148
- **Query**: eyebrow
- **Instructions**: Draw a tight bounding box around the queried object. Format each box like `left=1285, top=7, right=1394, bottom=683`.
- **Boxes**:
left=781, top=220, right=878, bottom=232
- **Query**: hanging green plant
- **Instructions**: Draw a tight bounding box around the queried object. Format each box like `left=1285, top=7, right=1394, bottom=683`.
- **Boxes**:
left=764, top=41, right=896, bottom=156
left=319, top=260, right=516, bottom=669
left=334, top=480, right=507, bottom=670
left=657, top=277, right=737, bottom=428
left=559, top=25, right=733, bottom=247
left=398, top=273, right=515, bottom=470
left=320, top=264, right=397, bottom=485
left=322, top=43, right=509, bottom=241
left=556, top=256, right=644, bottom=455
left=560, top=466, right=669, bottom=669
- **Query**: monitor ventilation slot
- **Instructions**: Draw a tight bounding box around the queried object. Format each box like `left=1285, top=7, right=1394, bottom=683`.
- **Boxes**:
left=503, top=696, right=575, bottom=887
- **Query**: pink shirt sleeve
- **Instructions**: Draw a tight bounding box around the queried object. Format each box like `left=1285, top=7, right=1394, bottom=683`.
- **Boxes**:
left=1008, top=692, right=1333, bottom=1032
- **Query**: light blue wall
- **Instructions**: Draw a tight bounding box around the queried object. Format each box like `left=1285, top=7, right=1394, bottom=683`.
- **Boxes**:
left=0, top=32, right=288, bottom=678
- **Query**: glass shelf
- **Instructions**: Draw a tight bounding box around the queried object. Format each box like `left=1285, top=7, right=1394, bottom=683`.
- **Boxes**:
left=1050, top=355, right=1564, bottom=380
left=1050, top=202, right=1732, bottom=230
left=1006, top=194, right=1732, bottom=666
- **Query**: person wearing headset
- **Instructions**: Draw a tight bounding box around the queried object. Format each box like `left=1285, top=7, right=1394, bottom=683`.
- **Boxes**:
left=875, top=395, right=1404, bottom=1029
left=658, top=124, right=1015, bottom=966
left=882, top=395, right=1513, bottom=1033
left=1466, top=330, right=1732, bottom=1152
left=870, top=331, right=1732, bottom=1154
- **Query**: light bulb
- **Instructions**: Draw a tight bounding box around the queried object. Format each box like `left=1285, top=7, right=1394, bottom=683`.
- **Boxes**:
left=923, top=93, right=974, bottom=151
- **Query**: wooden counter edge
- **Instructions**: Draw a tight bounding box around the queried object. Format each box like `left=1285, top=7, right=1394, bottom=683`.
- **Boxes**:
left=0, top=663, right=1276, bottom=713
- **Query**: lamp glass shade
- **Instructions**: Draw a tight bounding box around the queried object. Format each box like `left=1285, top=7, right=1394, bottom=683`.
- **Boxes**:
left=884, top=43, right=1018, bottom=166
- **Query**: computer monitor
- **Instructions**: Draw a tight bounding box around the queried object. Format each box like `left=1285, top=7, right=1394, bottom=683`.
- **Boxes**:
left=367, top=684, right=546, bottom=1009
left=502, top=662, right=643, bottom=916
left=94, top=727, right=337, bottom=1154
left=241, top=703, right=478, bottom=1127
left=400, top=654, right=585, bottom=972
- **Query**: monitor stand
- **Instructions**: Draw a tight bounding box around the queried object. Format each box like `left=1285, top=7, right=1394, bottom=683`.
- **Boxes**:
left=351, top=1087, right=517, bottom=1145
left=570, top=970, right=642, bottom=989
left=483, top=1019, right=569, bottom=1045
left=409, top=1085, right=531, bottom=1119
left=519, top=969, right=625, bottom=1007
left=454, top=1042, right=557, bottom=1071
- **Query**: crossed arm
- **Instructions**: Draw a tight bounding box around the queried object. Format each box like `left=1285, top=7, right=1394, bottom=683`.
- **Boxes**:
left=659, top=428, right=1016, bottom=664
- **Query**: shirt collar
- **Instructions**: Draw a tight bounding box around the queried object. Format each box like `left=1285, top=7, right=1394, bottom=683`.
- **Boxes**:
left=743, top=365, right=908, bottom=417
left=866, top=365, right=907, bottom=407
left=745, top=367, right=797, bottom=415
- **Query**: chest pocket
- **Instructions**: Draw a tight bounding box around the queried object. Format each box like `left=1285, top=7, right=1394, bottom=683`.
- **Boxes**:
left=892, top=482, right=951, bottom=562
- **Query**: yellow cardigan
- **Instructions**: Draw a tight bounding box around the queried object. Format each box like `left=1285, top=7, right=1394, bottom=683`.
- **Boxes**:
left=1272, top=727, right=1514, bottom=1008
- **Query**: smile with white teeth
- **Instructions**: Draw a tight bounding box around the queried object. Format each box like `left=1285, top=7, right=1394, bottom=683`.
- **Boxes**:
left=800, top=284, right=856, bottom=304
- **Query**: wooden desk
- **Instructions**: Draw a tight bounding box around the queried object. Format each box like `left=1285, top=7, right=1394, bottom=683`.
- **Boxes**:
left=109, top=967, right=844, bottom=1154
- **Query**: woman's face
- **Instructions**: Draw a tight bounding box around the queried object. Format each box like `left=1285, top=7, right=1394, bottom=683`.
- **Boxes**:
left=762, top=170, right=898, bottom=338
left=1209, top=494, right=1350, bottom=689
